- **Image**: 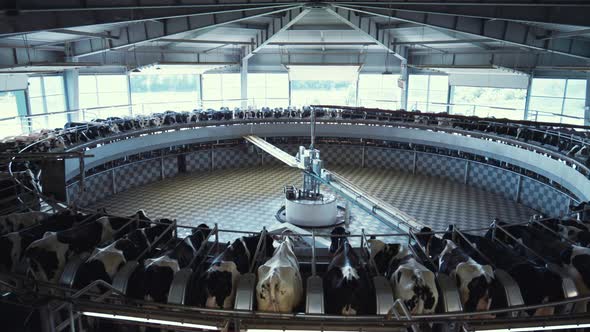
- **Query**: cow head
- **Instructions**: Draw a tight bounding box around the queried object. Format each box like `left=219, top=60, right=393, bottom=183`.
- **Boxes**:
left=330, top=227, right=349, bottom=254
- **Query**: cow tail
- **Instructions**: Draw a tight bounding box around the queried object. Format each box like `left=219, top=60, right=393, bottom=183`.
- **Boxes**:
left=269, top=270, right=281, bottom=312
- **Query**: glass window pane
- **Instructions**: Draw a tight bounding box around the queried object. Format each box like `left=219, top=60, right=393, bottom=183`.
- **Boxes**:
left=291, top=80, right=357, bottom=107
left=79, top=76, right=97, bottom=94
left=0, top=91, right=24, bottom=137
left=43, top=76, right=64, bottom=96
left=358, top=74, right=400, bottom=108
left=29, top=97, right=45, bottom=115
left=28, top=77, right=43, bottom=97
left=409, top=75, right=428, bottom=90
left=429, top=76, right=449, bottom=91
left=79, top=93, right=98, bottom=109
left=97, top=75, right=127, bottom=93
left=528, top=96, right=564, bottom=121
left=45, top=95, right=65, bottom=113
left=562, top=98, right=585, bottom=118
left=531, top=78, right=566, bottom=98
left=452, top=86, right=526, bottom=120
left=566, top=79, right=586, bottom=99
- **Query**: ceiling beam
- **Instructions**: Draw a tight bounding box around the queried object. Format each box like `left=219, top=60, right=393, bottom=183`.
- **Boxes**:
left=71, top=5, right=302, bottom=58
left=0, top=3, right=298, bottom=37
left=158, top=39, right=253, bottom=46
left=334, top=5, right=590, bottom=60
left=393, top=38, right=492, bottom=45
left=376, top=22, right=422, bottom=30
left=537, top=28, right=590, bottom=41
left=243, top=7, right=309, bottom=60
left=268, top=41, right=377, bottom=46
left=51, top=29, right=119, bottom=40
left=288, top=24, right=352, bottom=31
left=327, top=7, right=408, bottom=61
left=340, top=3, right=590, bottom=28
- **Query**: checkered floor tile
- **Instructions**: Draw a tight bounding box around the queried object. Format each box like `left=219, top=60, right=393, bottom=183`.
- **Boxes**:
left=91, top=165, right=536, bottom=243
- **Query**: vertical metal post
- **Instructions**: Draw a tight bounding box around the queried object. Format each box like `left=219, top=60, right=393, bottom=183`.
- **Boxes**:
left=111, top=168, right=116, bottom=195
left=126, top=71, right=133, bottom=116
left=515, top=175, right=523, bottom=202
left=160, top=153, right=165, bottom=180
left=400, top=59, right=409, bottom=110
left=447, top=84, right=454, bottom=114
left=310, top=108, right=316, bottom=150
left=241, top=57, right=248, bottom=109
left=524, top=72, right=534, bottom=121
left=78, top=155, right=86, bottom=193
left=464, top=161, right=469, bottom=185
left=210, top=146, right=215, bottom=171
left=412, top=151, right=417, bottom=174
left=361, top=143, right=366, bottom=168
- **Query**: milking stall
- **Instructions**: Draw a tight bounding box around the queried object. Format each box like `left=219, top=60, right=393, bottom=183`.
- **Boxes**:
left=2, top=2, right=590, bottom=332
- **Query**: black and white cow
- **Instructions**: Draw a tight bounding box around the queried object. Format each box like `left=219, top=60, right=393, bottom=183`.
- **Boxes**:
left=534, top=217, right=590, bottom=247
left=201, top=233, right=274, bottom=309
left=0, top=211, right=50, bottom=235
left=489, top=222, right=590, bottom=296
left=142, top=224, right=211, bottom=303
left=324, top=227, right=375, bottom=315
left=74, top=219, right=174, bottom=289
left=0, top=211, right=101, bottom=273
left=418, top=227, right=496, bottom=313
left=24, top=211, right=146, bottom=283
left=368, top=239, right=438, bottom=314
left=256, top=236, right=302, bottom=313
left=451, top=228, right=563, bottom=316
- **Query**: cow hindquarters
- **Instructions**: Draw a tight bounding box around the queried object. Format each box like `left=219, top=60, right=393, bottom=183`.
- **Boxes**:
left=392, top=268, right=438, bottom=315
left=256, top=266, right=302, bottom=313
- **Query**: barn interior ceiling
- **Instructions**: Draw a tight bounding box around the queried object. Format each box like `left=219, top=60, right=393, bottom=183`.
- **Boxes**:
left=1, top=1, right=590, bottom=76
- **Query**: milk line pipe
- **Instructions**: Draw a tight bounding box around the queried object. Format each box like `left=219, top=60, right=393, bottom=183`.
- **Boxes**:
left=360, top=229, right=380, bottom=276
left=249, top=227, right=268, bottom=274
left=134, top=220, right=178, bottom=262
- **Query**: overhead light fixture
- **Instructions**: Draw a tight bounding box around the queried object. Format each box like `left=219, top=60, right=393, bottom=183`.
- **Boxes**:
left=81, top=312, right=219, bottom=330
left=131, top=68, right=141, bottom=73
left=475, top=323, right=590, bottom=332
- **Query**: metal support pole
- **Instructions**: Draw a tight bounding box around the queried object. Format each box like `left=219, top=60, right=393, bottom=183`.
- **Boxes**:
left=412, top=151, right=417, bottom=174
left=400, top=59, right=409, bottom=110
left=241, top=57, right=248, bottom=109
left=464, top=161, right=469, bottom=185
left=160, top=154, right=165, bottom=180
left=524, top=72, right=534, bottom=121
left=361, top=143, right=366, bottom=168
left=515, top=175, right=522, bottom=202
left=310, top=108, right=316, bottom=149
left=111, top=168, right=116, bottom=195
left=210, top=147, right=215, bottom=171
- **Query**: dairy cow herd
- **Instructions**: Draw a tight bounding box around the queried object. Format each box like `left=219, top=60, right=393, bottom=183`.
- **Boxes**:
left=0, top=203, right=589, bottom=327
